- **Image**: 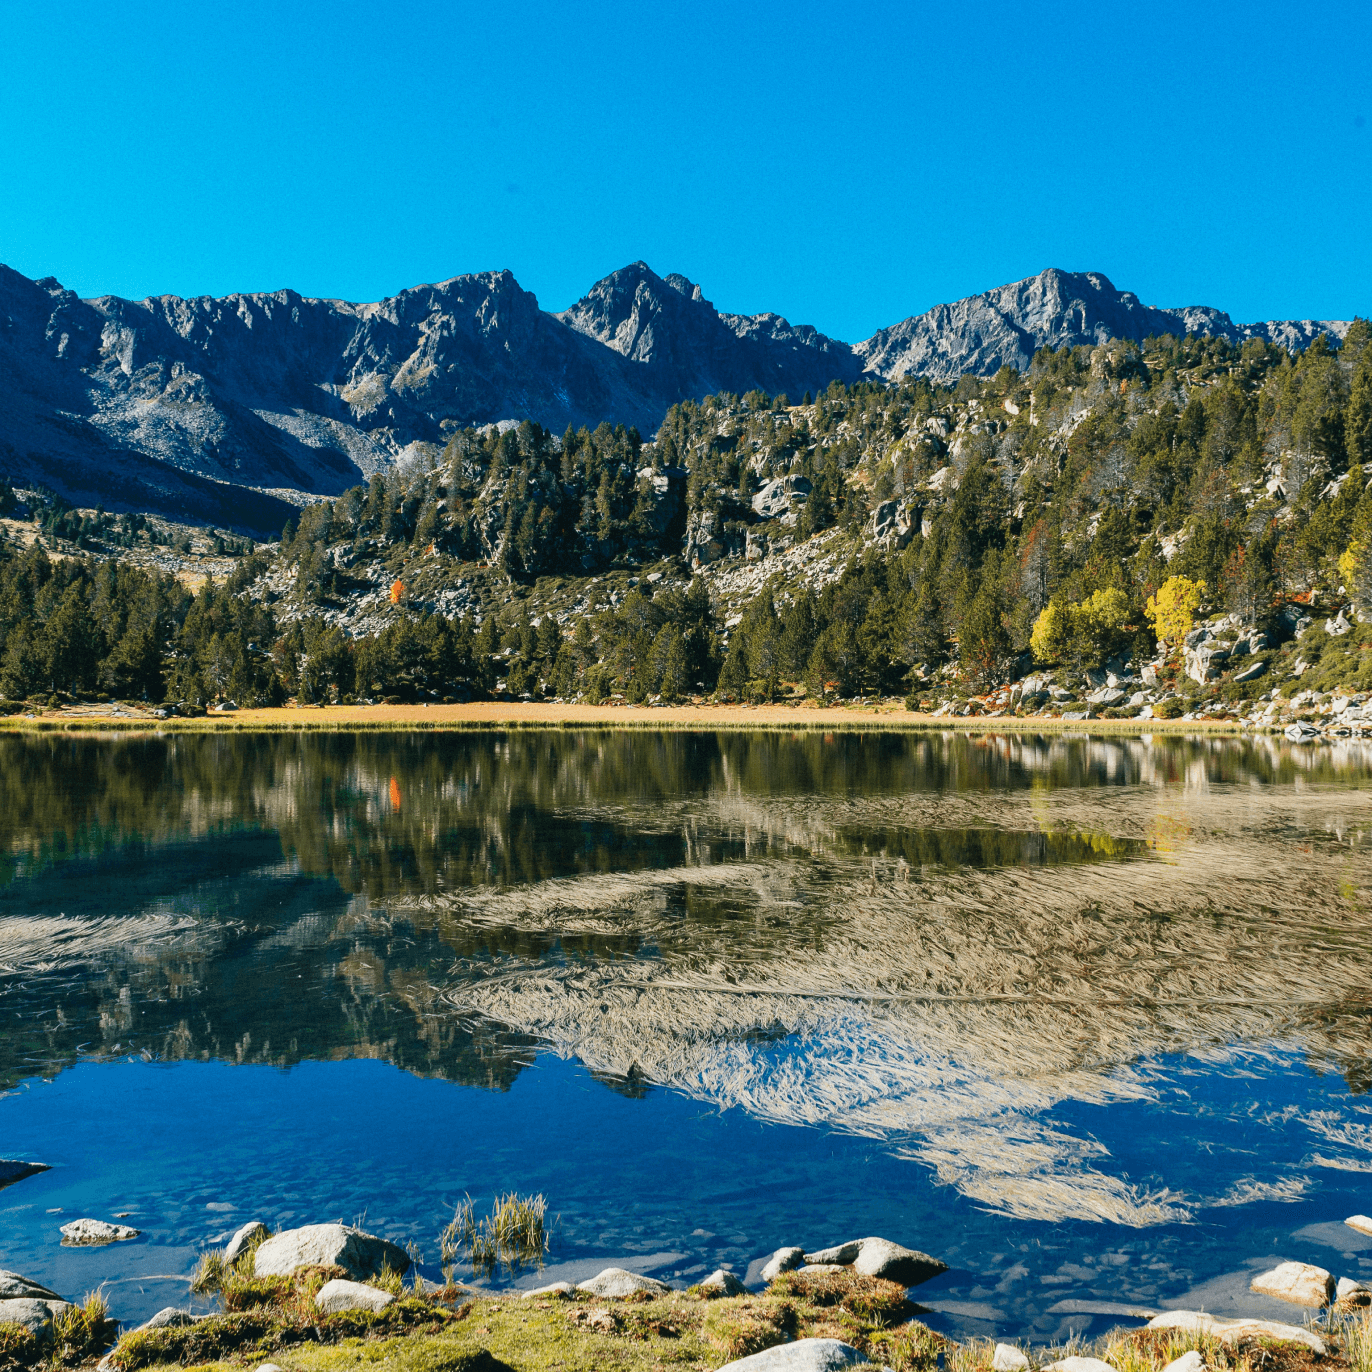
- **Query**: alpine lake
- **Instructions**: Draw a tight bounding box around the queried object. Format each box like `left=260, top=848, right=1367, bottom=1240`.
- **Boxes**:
left=2, top=727, right=1371, bottom=1342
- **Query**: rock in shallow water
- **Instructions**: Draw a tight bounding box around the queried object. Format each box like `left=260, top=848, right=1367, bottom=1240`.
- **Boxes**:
left=576, top=1267, right=671, bottom=1298
left=717, top=1337, right=870, bottom=1370
left=223, top=1221, right=270, bottom=1265
left=314, top=1279, right=394, bottom=1314
left=0, top=1160, right=50, bottom=1192
left=761, top=1247, right=806, bottom=1282
left=852, top=1237, right=946, bottom=1287
left=1147, top=1310, right=1325, bottom=1354
left=253, top=1223, right=410, bottom=1281
left=1347, top=1215, right=1372, bottom=1237
left=1249, top=1260, right=1334, bottom=1307
left=60, top=1218, right=140, bottom=1245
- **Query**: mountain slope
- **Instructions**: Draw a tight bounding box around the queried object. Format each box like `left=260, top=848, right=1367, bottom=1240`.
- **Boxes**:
left=856, top=268, right=1348, bottom=382
left=0, top=260, right=1352, bottom=532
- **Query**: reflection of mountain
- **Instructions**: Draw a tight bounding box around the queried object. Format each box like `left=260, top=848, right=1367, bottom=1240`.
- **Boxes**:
left=2, top=730, right=1372, bottom=1227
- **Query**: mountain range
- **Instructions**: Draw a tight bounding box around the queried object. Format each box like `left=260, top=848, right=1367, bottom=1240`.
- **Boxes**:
left=0, top=260, right=1350, bottom=533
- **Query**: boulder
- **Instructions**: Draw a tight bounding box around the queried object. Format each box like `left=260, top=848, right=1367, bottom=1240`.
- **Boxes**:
left=521, top=1281, right=573, bottom=1298
left=576, top=1267, right=671, bottom=1298
left=1249, top=1261, right=1334, bottom=1307
left=852, top=1237, right=947, bottom=1287
left=1285, top=722, right=1321, bottom=741
left=717, top=1338, right=870, bottom=1371
left=698, top=1269, right=747, bottom=1296
left=0, top=1160, right=50, bottom=1192
left=254, top=1224, right=410, bottom=1281
left=1336, top=1277, right=1371, bottom=1307
left=60, top=1218, right=140, bottom=1245
left=1045, top=1360, right=1115, bottom=1372
left=0, top=1297, right=71, bottom=1338
left=798, top=1264, right=845, bottom=1274
left=137, top=1309, right=207, bottom=1331
left=804, top=1242, right=861, bottom=1265
left=223, top=1221, right=270, bottom=1266
left=1346, top=1215, right=1372, bottom=1236
left=314, top=1278, right=394, bottom=1314
left=993, top=1345, right=1030, bottom=1371
left=1147, top=1310, right=1325, bottom=1354
left=0, top=1272, right=63, bottom=1301
left=1162, top=1354, right=1204, bottom=1372
left=1232, top=660, right=1266, bottom=683
left=761, top=1247, right=806, bottom=1282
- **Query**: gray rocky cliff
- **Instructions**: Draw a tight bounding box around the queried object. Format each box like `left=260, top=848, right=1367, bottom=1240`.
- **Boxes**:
left=855, top=267, right=1349, bottom=383
left=0, top=260, right=1351, bottom=531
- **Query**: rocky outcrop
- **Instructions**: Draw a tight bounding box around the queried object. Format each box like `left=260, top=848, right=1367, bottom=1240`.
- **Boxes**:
left=717, top=1338, right=870, bottom=1371
left=855, top=267, right=1348, bottom=385
left=252, top=1223, right=410, bottom=1280
left=314, top=1278, right=394, bottom=1314
left=575, top=1267, right=671, bottom=1298
left=0, top=1160, right=49, bottom=1192
left=0, top=260, right=1346, bottom=528
left=59, top=1218, right=139, bottom=1245
left=1147, top=1310, right=1326, bottom=1353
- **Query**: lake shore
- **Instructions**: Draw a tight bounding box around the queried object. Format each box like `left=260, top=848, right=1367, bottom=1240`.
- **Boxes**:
left=0, top=700, right=1262, bottom=734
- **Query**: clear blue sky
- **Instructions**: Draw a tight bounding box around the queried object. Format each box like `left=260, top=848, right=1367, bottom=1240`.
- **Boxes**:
left=1, top=0, right=1368, bottom=341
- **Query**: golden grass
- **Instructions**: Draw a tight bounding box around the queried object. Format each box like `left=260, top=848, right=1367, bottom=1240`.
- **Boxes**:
left=0, top=699, right=1258, bottom=735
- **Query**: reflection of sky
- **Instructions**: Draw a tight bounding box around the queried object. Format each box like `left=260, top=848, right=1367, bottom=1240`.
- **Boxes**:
left=2, top=1050, right=1372, bottom=1343
left=2, top=731, right=1372, bottom=1340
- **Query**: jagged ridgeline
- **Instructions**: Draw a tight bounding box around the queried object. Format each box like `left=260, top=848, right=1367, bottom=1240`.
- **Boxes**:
left=1, top=323, right=1370, bottom=709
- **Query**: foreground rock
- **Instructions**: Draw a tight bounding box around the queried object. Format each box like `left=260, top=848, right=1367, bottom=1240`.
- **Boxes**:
left=0, top=1272, right=63, bottom=1302
left=1249, top=1260, right=1334, bottom=1307
left=223, top=1220, right=270, bottom=1265
left=520, top=1281, right=573, bottom=1298
left=761, top=1247, right=806, bottom=1282
left=1148, top=1310, right=1325, bottom=1354
left=314, top=1279, right=394, bottom=1314
left=1162, top=1354, right=1204, bottom=1372
left=718, top=1337, right=870, bottom=1370
left=60, top=1218, right=140, bottom=1245
left=1045, top=1359, right=1114, bottom=1372
left=0, top=1297, right=73, bottom=1339
left=804, top=1242, right=861, bottom=1265
left=1337, top=1277, right=1371, bottom=1307
left=852, top=1237, right=946, bottom=1286
left=1347, top=1215, right=1372, bottom=1237
left=576, top=1267, right=671, bottom=1298
left=698, top=1269, right=747, bottom=1296
left=137, top=1309, right=208, bottom=1331
left=993, top=1345, right=1030, bottom=1371
left=253, top=1223, right=410, bottom=1280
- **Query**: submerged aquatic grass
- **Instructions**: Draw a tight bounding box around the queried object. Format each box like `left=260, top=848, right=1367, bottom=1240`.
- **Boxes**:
left=439, top=1192, right=550, bottom=1275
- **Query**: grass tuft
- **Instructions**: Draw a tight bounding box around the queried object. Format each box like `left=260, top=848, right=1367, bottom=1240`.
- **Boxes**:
left=440, top=1193, right=550, bottom=1276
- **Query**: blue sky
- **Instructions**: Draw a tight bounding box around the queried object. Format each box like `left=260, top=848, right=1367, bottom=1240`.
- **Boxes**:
left=0, top=0, right=1368, bottom=340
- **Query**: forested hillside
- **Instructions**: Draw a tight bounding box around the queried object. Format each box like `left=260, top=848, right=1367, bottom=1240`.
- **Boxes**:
left=3, top=320, right=1372, bottom=729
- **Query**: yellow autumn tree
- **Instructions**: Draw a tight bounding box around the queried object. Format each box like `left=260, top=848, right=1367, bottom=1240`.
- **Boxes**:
left=1145, top=576, right=1205, bottom=645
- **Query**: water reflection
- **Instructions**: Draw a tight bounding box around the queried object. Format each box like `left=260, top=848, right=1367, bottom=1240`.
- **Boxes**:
left=2, top=729, right=1371, bottom=1228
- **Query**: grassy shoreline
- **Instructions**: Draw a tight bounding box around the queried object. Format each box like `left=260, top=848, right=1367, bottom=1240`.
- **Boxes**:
left=0, top=700, right=1264, bottom=735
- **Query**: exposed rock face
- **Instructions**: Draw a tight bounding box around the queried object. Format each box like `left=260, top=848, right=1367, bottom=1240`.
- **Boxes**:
left=855, top=268, right=1348, bottom=384
left=850, top=1237, right=946, bottom=1286
left=252, top=1223, right=410, bottom=1280
left=0, top=260, right=1346, bottom=528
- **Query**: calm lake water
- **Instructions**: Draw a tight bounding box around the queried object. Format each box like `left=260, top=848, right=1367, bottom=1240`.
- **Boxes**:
left=2, top=728, right=1372, bottom=1340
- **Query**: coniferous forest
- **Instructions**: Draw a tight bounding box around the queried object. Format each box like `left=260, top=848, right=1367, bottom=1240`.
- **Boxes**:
left=3, top=323, right=1372, bottom=721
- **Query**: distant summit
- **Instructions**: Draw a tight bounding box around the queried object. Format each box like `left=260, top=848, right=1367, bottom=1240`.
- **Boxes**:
left=855, top=267, right=1348, bottom=382
left=0, top=261, right=1349, bottom=530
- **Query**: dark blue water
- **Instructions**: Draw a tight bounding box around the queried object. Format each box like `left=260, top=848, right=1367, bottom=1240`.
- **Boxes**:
left=2, top=729, right=1371, bottom=1339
